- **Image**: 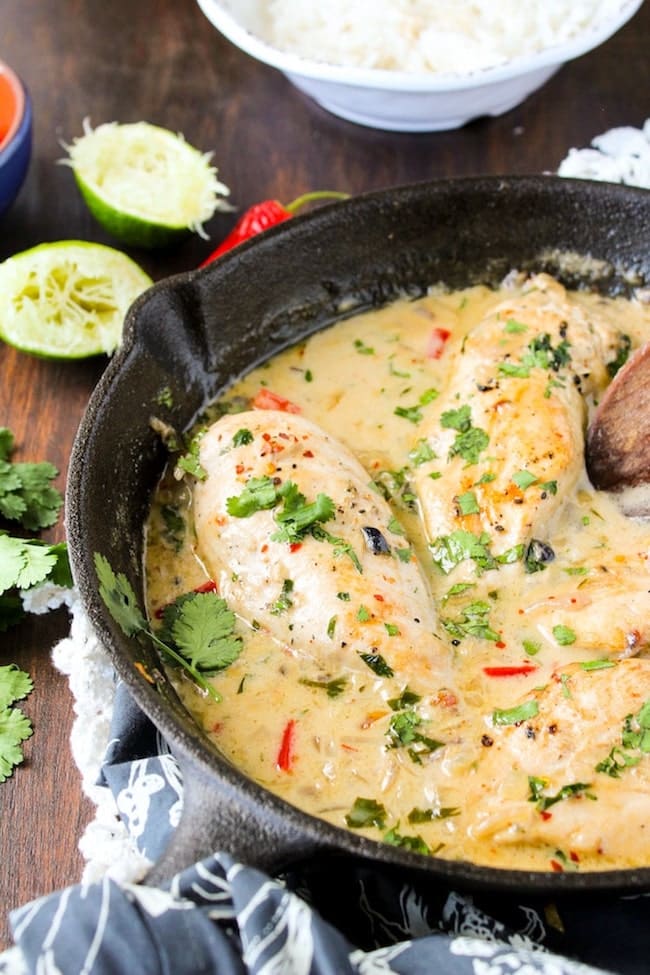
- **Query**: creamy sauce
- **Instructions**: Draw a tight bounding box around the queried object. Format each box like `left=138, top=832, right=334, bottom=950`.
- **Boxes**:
left=145, top=273, right=650, bottom=873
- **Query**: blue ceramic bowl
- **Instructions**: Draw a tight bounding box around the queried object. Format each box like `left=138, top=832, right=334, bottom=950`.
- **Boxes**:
left=0, top=61, right=32, bottom=218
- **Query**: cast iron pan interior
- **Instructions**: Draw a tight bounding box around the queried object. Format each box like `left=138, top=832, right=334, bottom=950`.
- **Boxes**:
left=67, top=175, right=650, bottom=895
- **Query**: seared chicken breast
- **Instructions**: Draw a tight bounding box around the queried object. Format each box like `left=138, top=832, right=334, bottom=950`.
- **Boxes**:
left=415, top=274, right=623, bottom=556
left=467, top=658, right=650, bottom=867
left=193, top=409, right=453, bottom=690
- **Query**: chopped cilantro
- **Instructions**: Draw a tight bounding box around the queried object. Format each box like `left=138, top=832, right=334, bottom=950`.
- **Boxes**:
left=271, top=579, right=294, bottom=615
left=327, top=615, right=337, bottom=638
left=441, top=600, right=500, bottom=642
left=523, top=639, right=541, bottom=657
left=175, top=428, right=207, bottom=481
left=232, top=428, right=254, bottom=446
left=430, top=529, right=496, bottom=575
left=346, top=796, right=387, bottom=829
left=408, top=439, right=436, bottom=466
left=528, top=776, right=594, bottom=811
left=386, top=709, right=444, bottom=762
left=394, top=405, right=423, bottom=424
left=354, top=338, right=375, bottom=355
left=504, top=318, right=528, bottom=334
left=408, top=805, right=460, bottom=822
left=359, top=652, right=394, bottom=677
left=383, top=827, right=432, bottom=855
left=299, top=675, right=347, bottom=698
left=384, top=622, right=400, bottom=636
left=492, top=698, right=539, bottom=726
left=606, top=334, right=631, bottom=378
left=387, top=688, right=421, bottom=710
left=456, top=490, right=480, bottom=515
left=512, top=470, right=538, bottom=490
left=553, top=624, right=576, bottom=646
left=596, top=698, right=650, bottom=777
left=356, top=605, right=371, bottom=622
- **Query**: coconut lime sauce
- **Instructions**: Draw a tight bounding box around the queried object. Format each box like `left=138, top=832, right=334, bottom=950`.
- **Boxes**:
left=145, top=276, right=650, bottom=871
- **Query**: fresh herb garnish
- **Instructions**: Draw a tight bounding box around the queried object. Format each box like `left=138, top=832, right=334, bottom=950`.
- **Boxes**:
left=386, top=709, right=444, bottom=763
left=95, top=553, right=242, bottom=703
left=383, top=827, right=432, bottom=855
left=553, top=624, right=576, bottom=646
left=175, top=428, right=207, bottom=481
left=0, top=535, right=71, bottom=632
left=492, top=698, right=539, bottom=726
left=0, top=665, right=33, bottom=782
left=430, top=529, right=497, bottom=575
left=358, top=652, right=394, bottom=677
left=232, top=428, right=254, bottom=446
left=607, top=334, right=631, bottom=378
left=441, top=405, right=489, bottom=465
left=0, top=427, right=63, bottom=530
left=345, top=796, right=387, bottom=829
left=441, top=600, right=500, bottom=642
left=528, top=776, right=594, bottom=811
left=408, top=805, right=460, bottom=822
left=596, top=698, right=650, bottom=777
left=299, top=675, right=347, bottom=698
left=271, top=579, right=294, bottom=615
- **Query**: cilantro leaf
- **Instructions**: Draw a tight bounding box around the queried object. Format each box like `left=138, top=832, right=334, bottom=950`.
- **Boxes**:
left=0, top=708, right=33, bottom=782
left=0, top=433, right=63, bottom=530
left=163, top=591, right=242, bottom=674
left=345, top=796, right=387, bottom=829
left=430, top=529, right=497, bottom=575
left=0, top=666, right=34, bottom=783
left=271, top=490, right=335, bottom=543
left=0, top=665, right=33, bottom=710
left=226, top=475, right=282, bottom=516
left=0, top=535, right=62, bottom=593
left=94, top=552, right=147, bottom=636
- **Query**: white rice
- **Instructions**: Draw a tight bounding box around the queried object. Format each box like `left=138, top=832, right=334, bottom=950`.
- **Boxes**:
left=265, top=0, right=627, bottom=75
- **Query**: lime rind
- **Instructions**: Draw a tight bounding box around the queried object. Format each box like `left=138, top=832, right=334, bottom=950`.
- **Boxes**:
left=0, top=240, right=152, bottom=359
left=61, top=120, right=232, bottom=249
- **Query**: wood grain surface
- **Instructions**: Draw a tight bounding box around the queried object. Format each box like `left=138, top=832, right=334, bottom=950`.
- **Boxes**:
left=1, top=0, right=649, bottom=952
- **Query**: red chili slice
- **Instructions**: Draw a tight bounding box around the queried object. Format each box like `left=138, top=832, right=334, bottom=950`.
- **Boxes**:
left=252, top=388, right=301, bottom=413
left=426, top=326, right=451, bottom=359
left=483, top=665, right=538, bottom=677
left=276, top=719, right=296, bottom=772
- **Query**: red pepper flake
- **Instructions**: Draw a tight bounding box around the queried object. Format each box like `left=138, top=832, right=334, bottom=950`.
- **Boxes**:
left=550, top=859, right=564, bottom=873
left=569, top=850, right=580, bottom=863
left=426, top=326, right=451, bottom=359
left=495, top=640, right=507, bottom=649
left=373, top=593, right=385, bottom=602
left=541, top=811, right=553, bottom=821
left=252, top=388, right=301, bottom=413
left=235, top=463, right=245, bottom=474
left=340, top=743, right=359, bottom=752
left=276, top=719, right=296, bottom=772
left=289, top=542, right=302, bottom=553
left=483, top=665, right=538, bottom=677
left=303, top=449, right=314, bottom=458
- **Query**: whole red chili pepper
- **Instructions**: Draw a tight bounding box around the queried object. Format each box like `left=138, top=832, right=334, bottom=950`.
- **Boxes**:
left=200, top=190, right=348, bottom=266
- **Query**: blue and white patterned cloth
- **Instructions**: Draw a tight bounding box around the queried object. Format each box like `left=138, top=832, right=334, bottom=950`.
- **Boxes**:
left=3, top=681, right=650, bottom=974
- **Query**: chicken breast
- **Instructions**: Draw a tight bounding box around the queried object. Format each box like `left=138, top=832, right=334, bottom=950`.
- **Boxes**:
left=465, top=658, right=650, bottom=867
left=414, top=274, right=623, bottom=558
left=192, top=409, right=453, bottom=691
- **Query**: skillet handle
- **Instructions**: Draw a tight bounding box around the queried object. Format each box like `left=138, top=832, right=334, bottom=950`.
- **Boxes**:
left=145, top=751, right=327, bottom=886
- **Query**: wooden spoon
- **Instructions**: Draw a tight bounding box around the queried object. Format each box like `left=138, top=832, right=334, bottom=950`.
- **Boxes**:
left=587, top=340, right=650, bottom=515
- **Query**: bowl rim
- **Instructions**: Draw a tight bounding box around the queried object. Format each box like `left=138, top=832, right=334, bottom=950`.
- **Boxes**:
left=0, top=60, right=26, bottom=154
left=196, top=0, right=643, bottom=92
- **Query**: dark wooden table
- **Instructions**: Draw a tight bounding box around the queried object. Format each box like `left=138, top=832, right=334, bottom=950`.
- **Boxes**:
left=1, top=0, right=649, bottom=953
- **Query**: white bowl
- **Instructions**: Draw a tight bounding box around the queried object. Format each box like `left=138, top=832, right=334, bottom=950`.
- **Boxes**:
left=196, top=0, right=643, bottom=132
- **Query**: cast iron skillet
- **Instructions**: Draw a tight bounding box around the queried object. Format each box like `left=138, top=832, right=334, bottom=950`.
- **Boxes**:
left=67, top=175, right=650, bottom=896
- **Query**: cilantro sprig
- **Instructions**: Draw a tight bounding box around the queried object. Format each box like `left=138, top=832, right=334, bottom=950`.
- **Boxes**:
left=0, top=428, right=63, bottom=531
left=94, top=553, right=242, bottom=703
left=0, top=664, right=33, bottom=782
left=0, top=535, right=71, bottom=633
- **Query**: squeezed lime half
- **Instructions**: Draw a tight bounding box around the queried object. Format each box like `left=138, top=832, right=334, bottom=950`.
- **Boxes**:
left=62, top=120, right=231, bottom=249
left=0, top=240, right=152, bottom=358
